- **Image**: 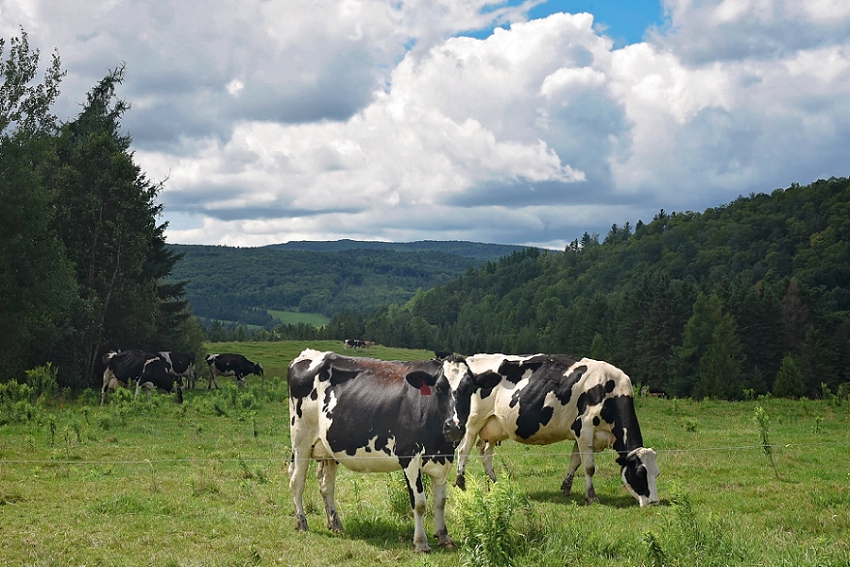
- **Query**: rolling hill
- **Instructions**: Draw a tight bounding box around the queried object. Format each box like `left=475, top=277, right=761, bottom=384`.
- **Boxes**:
left=168, top=240, right=535, bottom=325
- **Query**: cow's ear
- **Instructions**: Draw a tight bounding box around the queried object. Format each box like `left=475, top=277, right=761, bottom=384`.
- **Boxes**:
left=474, top=371, right=502, bottom=390
left=405, top=371, right=437, bottom=395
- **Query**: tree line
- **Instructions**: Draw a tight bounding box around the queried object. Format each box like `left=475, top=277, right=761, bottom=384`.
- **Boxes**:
left=226, top=178, right=848, bottom=400
left=1, top=30, right=202, bottom=389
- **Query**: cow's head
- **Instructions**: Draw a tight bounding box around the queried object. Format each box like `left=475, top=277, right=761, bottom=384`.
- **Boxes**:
left=620, top=447, right=659, bottom=507
left=406, top=356, right=472, bottom=444
left=254, top=363, right=264, bottom=376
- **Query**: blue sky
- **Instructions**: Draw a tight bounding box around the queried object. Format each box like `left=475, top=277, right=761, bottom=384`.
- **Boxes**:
left=3, top=0, right=849, bottom=248
left=466, top=0, right=666, bottom=46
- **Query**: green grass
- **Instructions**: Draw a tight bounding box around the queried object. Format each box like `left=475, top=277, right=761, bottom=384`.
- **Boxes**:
left=1, top=343, right=849, bottom=566
left=268, top=310, right=330, bottom=327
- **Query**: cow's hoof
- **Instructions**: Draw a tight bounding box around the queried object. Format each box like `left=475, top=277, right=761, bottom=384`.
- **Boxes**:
left=414, top=544, right=432, bottom=554
left=455, top=474, right=466, bottom=491
left=561, top=475, right=574, bottom=496
left=584, top=495, right=600, bottom=505
left=437, top=534, right=456, bottom=549
left=295, top=514, right=308, bottom=531
left=328, top=514, right=344, bottom=533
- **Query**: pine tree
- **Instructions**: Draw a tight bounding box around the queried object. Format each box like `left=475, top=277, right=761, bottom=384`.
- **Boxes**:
left=51, top=66, right=188, bottom=384
left=773, top=354, right=805, bottom=398
left=669, top=293, right=723, bottom=397
left=694, top=313, right=746, bottom=400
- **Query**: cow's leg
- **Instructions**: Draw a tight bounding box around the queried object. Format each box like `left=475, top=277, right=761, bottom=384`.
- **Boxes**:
left=454, top=428, right=481, bottom=490
left=430, top=473, right=456, bottom=549
left=288, top=448, right=311, bottom=531
left=577, top=437, right=599, bottom=504
left=101, top=372, right=114, bottom=405
left=479, top=439, right=497, bottom=483
left=561, top=442, right=583, bottom=496
left=208, top=369, right=219, bottom=389
left=403, top=461, right=431, bottom=553
left=316, top=459, right=343, bottom=532
left=136, top=381, right=154, bottom=402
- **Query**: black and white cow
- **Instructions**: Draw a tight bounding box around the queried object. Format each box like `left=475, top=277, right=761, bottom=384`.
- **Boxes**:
left=286, top=349, right=471, bottom=553
left=159, top=351, right=197, bottom=389
left=343, top=339, right=365, bottom=351
left=205, top=353, right=263, bottom=389
left=454, top=353, right=659, bottom=507
left=100, top=350, right=183, bottom=405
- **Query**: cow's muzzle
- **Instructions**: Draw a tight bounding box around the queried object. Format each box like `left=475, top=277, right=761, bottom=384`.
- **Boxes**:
left=443, top=419, right=465, bottom=443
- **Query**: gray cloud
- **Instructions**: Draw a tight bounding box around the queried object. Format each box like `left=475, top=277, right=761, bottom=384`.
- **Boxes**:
left=3, top=0, right=848, bottom=249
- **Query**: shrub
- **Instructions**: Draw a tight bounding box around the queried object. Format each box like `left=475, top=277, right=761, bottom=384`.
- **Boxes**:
left=452, top=476, right=535, bottom=567
left=25, top=363, right=60, bottom=401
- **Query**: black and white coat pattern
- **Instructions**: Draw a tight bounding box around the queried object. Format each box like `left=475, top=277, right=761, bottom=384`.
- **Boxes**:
left=286, top=349, right=470, bottom=552
left=100, top=350, right=182, bottom=405
left=205, top=353, right=263, bottom=389
left=159, top=351, right=197, bottom=389
left=454, top=353, right=659, bottom=507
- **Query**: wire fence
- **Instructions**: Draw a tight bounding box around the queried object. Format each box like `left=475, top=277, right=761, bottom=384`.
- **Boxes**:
left=2, top=439, right=849, bottom=467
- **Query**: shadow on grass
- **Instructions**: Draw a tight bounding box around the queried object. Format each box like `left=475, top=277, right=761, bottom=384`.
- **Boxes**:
left=327, top=516, right=460, bottom=554
left=527, top=490, right=664, bottom=509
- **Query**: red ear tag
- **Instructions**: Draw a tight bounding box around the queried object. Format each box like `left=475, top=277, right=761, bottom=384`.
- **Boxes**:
left=419, top=384, right=432, bottom=396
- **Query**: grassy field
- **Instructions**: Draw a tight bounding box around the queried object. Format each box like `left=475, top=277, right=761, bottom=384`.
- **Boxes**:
left=1, top=341, right=849, bottom=566
left=267, top=311, right=331, bottom=327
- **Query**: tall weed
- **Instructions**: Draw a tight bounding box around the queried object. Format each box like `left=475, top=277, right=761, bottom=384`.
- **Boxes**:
left=452, top=477, right=537, bottom=567
left=644, top=489, right=748, bottom=567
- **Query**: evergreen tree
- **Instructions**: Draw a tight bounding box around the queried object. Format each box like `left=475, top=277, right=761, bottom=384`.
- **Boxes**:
left=0, top=29, right=78, bottom=380
left=773, top=354, right=805, bottom=398
left=669, top=293, right=724, bottom=397
left=589, top=333, right=609, bottom=361
left=51, top=66, right=187, bottom=385
left=694, top=313, right=746, bottom=400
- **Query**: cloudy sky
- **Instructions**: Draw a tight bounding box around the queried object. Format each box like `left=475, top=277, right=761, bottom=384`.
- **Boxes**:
left=3, top=0, right=849, bottom=249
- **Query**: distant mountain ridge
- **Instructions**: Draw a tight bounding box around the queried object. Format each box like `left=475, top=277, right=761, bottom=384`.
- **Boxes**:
left=266, top=239, right=532, bottom=260
left=169, top=240, right=538, bottom=325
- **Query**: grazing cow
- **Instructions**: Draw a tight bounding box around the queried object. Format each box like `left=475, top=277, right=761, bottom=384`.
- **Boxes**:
left=159, top=351, right=197, bottom=389
left=101, top=350, right=182, bottom=405
left=362, top=340, right=375, bottom=350
left=205, top=353, right=263, bottom=389
left=343, top=339, right=365, bottom=351
left=454, top=353, right=659, bottom=507
left=286, top=350, right=471, bottom=553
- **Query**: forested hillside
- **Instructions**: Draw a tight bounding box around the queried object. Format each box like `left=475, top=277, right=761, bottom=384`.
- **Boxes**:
left=168, top=242, right=527, bottom=323
left=336, top=178, right=850, bottom=400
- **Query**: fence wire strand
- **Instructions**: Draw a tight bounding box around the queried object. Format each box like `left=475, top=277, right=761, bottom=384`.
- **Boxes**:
left=2, top=439, right=849, bottom=467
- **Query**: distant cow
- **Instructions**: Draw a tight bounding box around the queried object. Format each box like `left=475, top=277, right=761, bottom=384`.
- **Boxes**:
left=205, top=353, right=263, bottom=389
left=287, top=349, right=471, bottom=552
left=159, top=351, right=197, bottom=389
left=343, top=339, right=365, bottom=351
left=454, top=353, right=659, bottom=507
left=101, top=350, right=182, bottom=405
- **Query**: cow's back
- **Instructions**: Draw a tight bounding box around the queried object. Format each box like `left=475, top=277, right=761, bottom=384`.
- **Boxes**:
left=470, top=355, right=633, bottom=447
